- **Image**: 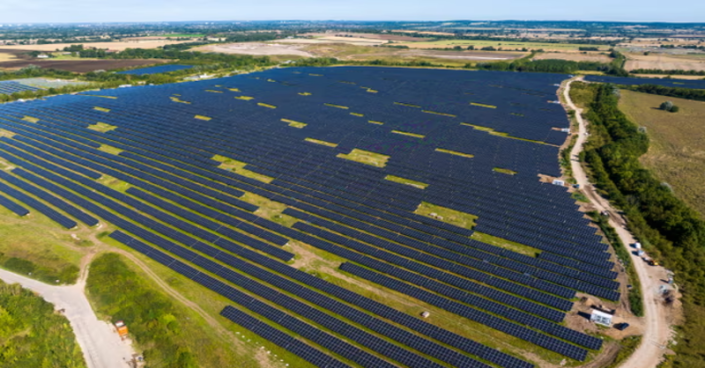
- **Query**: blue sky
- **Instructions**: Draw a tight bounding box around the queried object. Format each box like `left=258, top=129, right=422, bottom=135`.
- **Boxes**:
left=0, top=0, right=702, bottom=23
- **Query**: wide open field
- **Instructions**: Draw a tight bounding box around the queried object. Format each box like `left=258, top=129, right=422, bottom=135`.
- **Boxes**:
left=0, top=59, right=171, bottom=73
left=194, top=42, right=315, bottom=57
left=275, top=36, right=388, bottom=46
left=395, top=39, right=612, bottom=51
left=624, top=52, right=705, bottom=71
left=0, top=39, right=194, bottom=52
left=532, top=52, right=612, bottom=63
left=618, top=89, right=705, bottom=216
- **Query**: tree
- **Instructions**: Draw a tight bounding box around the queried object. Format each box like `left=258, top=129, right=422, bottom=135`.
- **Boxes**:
left=660, top=101, right=674, bottom=111
left=670, top=105, right=680, bottom=113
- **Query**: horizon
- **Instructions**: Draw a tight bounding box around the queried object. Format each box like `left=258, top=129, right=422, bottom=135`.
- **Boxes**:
left=1, top=0, right=703, bottom=24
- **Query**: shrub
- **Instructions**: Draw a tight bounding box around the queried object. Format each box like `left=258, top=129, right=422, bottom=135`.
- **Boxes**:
left=659, top=101, right=674, bottom=111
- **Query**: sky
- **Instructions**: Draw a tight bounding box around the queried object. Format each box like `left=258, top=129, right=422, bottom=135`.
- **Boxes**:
left=0, top=0, right=703, bottom=23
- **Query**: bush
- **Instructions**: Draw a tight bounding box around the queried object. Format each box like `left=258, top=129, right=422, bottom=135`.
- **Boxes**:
left=659, top=101, right=674, bottom=111
left=670, top=105, right=680, bottom=113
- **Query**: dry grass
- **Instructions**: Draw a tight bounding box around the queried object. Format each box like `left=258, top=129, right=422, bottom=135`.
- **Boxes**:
left=281, top=119, right=307, bottom=128
left=618, top=89, right=705, bottom=216
left=22, top=116, right=40, bottom=123
left=97, top=144, right=123, bottom=156
left=336, top=149, right=389, bottom=168
left=87, top=122, right=117, bottom=133
left=304, top=138, right=337, bottom=148
left=493, top=167, right=518, bottom=175
left=384, top=175, right=428, bottom=189
left=414, top=202, right=477, bottom=228
left=624, top=52, right=705, bottom=72
left=0, top=129, right=16, bottom=139
left=0, top=52, right=18, bottom=62
left=471, top=232, right=541, bottom=257
left=93, top=107, right=110, bottom=113
left=96, top=175, right=131, bottom=192
left=434, top=148, right=474, bottom=158
left=212, top=155, right=274, bottom=184
left=533, top=52, right=612, bottom=63
left=391, top=130, right=425, bottom=139
left=194, top=115, right=212, bottom=121
left=238, top=192, right=299, bottom=228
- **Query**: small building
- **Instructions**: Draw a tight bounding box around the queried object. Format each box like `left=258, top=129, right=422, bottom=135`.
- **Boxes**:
left=552, top=179, right=565, bottom=186
left=590, top=309, right=613, bottom=327
left=37, top=54, right=49, bottom=59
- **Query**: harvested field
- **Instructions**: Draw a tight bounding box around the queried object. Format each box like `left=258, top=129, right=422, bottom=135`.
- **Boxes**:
left=532, top=52, right=612, bottom=62
left=392, top=30, right=456, bottom=36
left=0, top=59, right=170, bottom=73
left=0, top=40, right=194, bottom=52
left=304, top=32, right=430, bottom=42
left=618, top=89, right=705, bottom=216
left=624, top=52, right=705, bottom=71
left=194, top=43, right=314, bottom=57
left=396, top=39, right=611, bottom=51
left=275, top=37, right=387, bottom=46
left=406, top=49, right=524, bottom=60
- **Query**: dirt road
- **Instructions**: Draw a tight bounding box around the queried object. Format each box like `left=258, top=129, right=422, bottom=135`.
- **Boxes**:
left=0, top=261, right=135, bottom=368
left=563, top=78, right=673, bottom=368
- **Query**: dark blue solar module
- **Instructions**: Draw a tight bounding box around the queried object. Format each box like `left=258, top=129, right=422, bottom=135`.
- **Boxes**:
left=0, top=81, right=42, bottom=95
left=584, top=75, right=705, bottom=89
left=116, top=64, right=193, bottom=75
left=0, top=66, right=622, bottom=365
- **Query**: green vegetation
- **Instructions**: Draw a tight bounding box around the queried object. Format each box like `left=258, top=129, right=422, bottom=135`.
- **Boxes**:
left=21, top=116, right=39, bottom=123
left=96, top=175, right=131, bottom=193
left=470, top=102, right=497, bottom=109
left=493, top=167, right=518, bottom=175
left=304, top=138, right=338, bottom=147
left=471, top=232, right=541, bottom=257
left=414, top=202, right=477, bottom=228
left=0, top=280, right=86, bottom=368
left=617, top=89, right=705, bottom=216
left=337, top=149, right=389, bottom=168
left=97, top=144, right=123, bottom=155
left=605, top=336, right=642, bottom=368
left=384, top=175, right=429, bottom=189
left=93, top=107, right=110, bottom=113
left=390, top=130, right=425, bottom=138
left=621, top=84, right=705, bottom=102
left=194, top=115, right=212, bottom=121
left=580, top=83, right=705, bottom=365
left=86, top=253, right=236, bottom=368
left=434, top=148, right=474, bottom=158
left=212, top=155, right=273, bottom=183
left=87, top=122, right=117, bottom=133
left=476, top=51, right=627, bottom=76
left=257, top=102, right=276, bottom=109
left=282, top=119, right=307, bottom=128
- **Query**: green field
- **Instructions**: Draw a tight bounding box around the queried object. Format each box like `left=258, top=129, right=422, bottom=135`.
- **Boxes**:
left=618, top=89, right=705, bottom=216
left=0, top=280, right=86, bottom=367
left=397, top=39, right=610, bottom=51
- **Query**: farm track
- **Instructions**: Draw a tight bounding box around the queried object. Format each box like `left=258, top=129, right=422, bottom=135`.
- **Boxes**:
left=563, top=78, right=674, bottom=368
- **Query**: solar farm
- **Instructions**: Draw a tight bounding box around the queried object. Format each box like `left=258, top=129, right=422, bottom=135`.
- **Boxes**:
left=0, top=80, right=42, bottom=95
left=0, top=67, right=619, bottom=367
left=116, top=64, right=194, bottom=75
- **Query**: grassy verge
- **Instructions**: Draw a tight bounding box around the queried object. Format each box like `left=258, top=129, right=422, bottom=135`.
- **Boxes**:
left=0, top=280, right=86, bottom=367
left=414, top=202, right=477, bottom=228
left=471, top=232, right=540, bottom=257
left=86, top=253, right=255, bottom=368
left=337, top=149, right=389, bottom=168
left=87, top=122, right=117, bottom=133
left=384, top=175, right=428, bottom=189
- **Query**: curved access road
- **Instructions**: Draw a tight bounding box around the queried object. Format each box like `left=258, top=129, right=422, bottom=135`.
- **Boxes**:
left=563, top=78, right=672, bottom=368
left=0, top=265, right=135, bottom=368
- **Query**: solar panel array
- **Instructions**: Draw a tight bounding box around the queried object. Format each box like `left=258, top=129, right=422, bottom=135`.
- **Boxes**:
left=584, top=75, right=705, bottom=89
left=116, top=64, right=194, bottom=75
left=0, top=66, right=619, bottom=367
left=0, top=81, right=42, bottom=95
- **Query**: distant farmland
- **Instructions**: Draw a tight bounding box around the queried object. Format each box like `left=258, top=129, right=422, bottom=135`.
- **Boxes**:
left=0, top=59, right=170, bottom=73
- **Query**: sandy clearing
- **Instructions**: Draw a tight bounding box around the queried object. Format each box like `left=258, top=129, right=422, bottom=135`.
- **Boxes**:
left=194, top=43, right=314, bottom=57
left=0, top=40, right=194, bottom=52
left=0, top=265, right=135, bottom=368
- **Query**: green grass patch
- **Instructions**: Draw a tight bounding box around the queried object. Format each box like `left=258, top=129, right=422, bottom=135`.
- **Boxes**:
left=324, top=103, right=349, bottom=110
left=240, top=192, right=298, bottom=228
left=87, top=122, right=117, bottom=133
left=435, top=148, right=474, bottom=158
left=22, top=116, right=39, bottom=123
left=281, top=118, right=307, bottom=128
left=227, top=88, right=240, bottom=92
left=194, top=115, right=212, bottom=121
left=337, top=149, right=390, bottom=168
left=169, top=96, right=191, bottom=104
left=298, top=92, right=312, bottom=96
left=605, top=336, right=642, bottom=368
left=205, top=90, right=223, bottom=93
left=368, top=120, right=384, bottom=125
left=415, top=202, right=477, bottom=228
left=0, top=128, right=16, bottom=138
left=391, top=130, right=425, bottom=139
left=257, top=102, right=276, bottom=109
left=93, top=107, right=110, bottom=113
left=350, top=112, right=364, bottom=117
left=213, top=155, right=273, bottom=183
left=0, top=280, right=86, bottom=368
left=235, top=96, right=254, bottom=101
left=96, top=174, right=131, bottom=193
left=470, top=102, right=497, bottom=109
left=97, top=144, right=123, bottom=156
left=471, top=232, right=541, bottom=257
left=384, top=175, right=429, bottom=189
left=422, top=110, right=456, bottom=117
left=304, top=138, right=338, bottom=148
left=493, top=167, right=518, bottom=175
left=365, top=89, right=378, bottom=93
left=394, top=102, right=421, bottom=108
left=571, top=191, right=589, bottom=203
left=461, top=123, right=550, bottom=145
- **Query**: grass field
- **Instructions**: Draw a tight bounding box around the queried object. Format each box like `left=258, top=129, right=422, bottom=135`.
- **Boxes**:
left=618, top=89, right=705, bottom=216
left=0, top=280, right=87, bottom=367
left=396, top=39, right=611, bottom=51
